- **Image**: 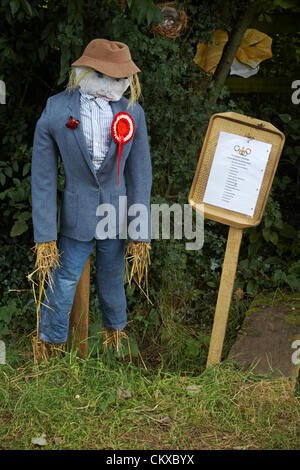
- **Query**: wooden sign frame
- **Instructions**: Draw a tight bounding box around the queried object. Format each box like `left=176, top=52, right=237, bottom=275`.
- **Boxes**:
left=188, top=112, right=285, bottom=367
left=189, top=112, right=285, bottom=228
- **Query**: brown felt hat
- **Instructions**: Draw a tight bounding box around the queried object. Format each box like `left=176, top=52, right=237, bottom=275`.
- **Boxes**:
left=71, top=38, right=141, bottom=78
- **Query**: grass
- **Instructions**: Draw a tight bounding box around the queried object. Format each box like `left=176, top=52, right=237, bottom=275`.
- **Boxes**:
left=0, top=347, right=299, bottom=450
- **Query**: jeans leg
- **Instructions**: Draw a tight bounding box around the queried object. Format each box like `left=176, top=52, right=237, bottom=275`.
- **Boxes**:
left=38, top=235, right=94, bottom=343
left=96, top=238, right=127, bottom=330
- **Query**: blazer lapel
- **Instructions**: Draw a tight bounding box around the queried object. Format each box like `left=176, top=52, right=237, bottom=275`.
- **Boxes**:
left=67, top=88, right=99, bottom=182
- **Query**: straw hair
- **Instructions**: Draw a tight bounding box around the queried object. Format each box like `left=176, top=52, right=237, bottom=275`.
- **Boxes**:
left=128, top=73, right=141, bottom=107
left=27, top=241, right=61, bottom=363
left=66, top=67, right=141, bottom=108
left=66, top=66, right=93, bottom=91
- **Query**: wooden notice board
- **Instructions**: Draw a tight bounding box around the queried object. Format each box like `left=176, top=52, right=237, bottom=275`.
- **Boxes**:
left=188, top=112, right=285, bottom=367
left=189, top=112, right=285, bottom=228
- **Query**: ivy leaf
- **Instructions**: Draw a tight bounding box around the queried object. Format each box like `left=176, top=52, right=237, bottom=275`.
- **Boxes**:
left=10, top=219, right=28, bottom=237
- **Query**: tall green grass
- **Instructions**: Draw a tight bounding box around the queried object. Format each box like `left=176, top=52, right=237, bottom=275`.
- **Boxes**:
left=0, top=348, right=299, bottom=450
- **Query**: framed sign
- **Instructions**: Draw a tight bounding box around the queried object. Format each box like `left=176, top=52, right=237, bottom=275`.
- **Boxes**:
left=188, top=112, right=285, bottom=367
left=189, top=112, right=285, bottom=228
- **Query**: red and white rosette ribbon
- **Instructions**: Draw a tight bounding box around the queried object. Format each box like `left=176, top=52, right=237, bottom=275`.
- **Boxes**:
left=111, top=112, right=135, bottom=186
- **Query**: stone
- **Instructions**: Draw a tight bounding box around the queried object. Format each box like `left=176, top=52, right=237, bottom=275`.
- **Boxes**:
left=228, top=292, right=300, bottom=377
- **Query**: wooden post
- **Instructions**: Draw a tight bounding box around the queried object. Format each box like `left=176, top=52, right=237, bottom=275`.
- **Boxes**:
left=67, top=257, right=90, bottom=359
left=206, top=226, right=243, bottom=367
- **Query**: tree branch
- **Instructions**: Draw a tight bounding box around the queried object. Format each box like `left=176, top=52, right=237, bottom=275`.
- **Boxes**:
left=209, top=0, right=262, bottom=104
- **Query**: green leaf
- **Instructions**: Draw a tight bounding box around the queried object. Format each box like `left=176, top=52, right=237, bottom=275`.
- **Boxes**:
left=207, top=281, right=216, bottom=288
left=128, top=334, right=139, bottom=357
left=185, top=337, right=200, bottom=357
left=10, top=0, right=20, bottom=16
left=10, top=219, right=28, bottom=237
left=280, top=223, right=296, bottom=239
left=0, top=302, right=16, bottom=323
left=273, top=270, right=287, bottom=283
left=18, top=211, right=31, bottom=221
left=22, top=162, right=30, bottom=176
left=262, top=227, right=278, bottom=244
left=4, top=167, right=12, bottom=178
left=146, top=7, right=153, bottom=26
left=269, top=231, right=278, bottom=245
left=21, top=0, right=33, bottom=16
left=264, top=217, right=273, bottom=228
left=0, top=173, right=6, bottom=186
left=273, top=0, right=296, bottom=9
left=136, top=5, right=146, bottom=25
left=12, top=161, right=19, bottom=172
left=58, top=47, right=71, bottom=85
left=286, top=274, right=300, bottom=289
left=246, top=280, right=258, bottom=296
left=249, top=230, right=259, bottom=242
left=0, top=325, right=10, bottom=336
left=279, top=114, right=291, bottom=123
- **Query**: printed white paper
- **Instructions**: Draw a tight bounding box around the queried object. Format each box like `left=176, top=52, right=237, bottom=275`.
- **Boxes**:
left=203, top=131, right=272, bottom=216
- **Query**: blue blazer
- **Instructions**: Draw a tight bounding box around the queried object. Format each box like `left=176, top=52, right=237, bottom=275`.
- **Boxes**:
left=31, top=88, right=152, bottom=243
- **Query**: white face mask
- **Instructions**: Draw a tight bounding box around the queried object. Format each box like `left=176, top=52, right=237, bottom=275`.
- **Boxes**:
left=75, top=66, right=130, bottom=102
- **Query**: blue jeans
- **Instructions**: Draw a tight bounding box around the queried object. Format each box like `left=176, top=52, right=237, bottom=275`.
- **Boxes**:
left=38, top=235, right=126, bottom=344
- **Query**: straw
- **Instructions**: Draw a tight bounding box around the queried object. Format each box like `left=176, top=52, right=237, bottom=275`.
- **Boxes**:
left=27, top=241, right=61, bottom=363
left=102, top=328, right=132, bottom=363
left=125, top=241, right=151, bottom=300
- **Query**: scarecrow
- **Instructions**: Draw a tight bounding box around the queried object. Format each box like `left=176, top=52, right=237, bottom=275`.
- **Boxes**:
left=31, top=39, right=152, bottom=360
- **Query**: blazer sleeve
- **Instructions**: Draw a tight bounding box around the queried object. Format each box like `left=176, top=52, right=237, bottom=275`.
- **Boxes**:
left=124, top=105, right=152, bottom=242
left=31, top=98, right=59, bottom=243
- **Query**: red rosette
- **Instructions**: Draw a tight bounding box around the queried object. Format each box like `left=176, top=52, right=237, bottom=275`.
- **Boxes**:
left=111, top=112, right=135, bottom=185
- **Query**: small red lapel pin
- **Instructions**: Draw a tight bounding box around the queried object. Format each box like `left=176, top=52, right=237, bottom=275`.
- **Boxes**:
left=111, top=112, right=135, bottom=185
left=66, top=116, right=80, bottom=129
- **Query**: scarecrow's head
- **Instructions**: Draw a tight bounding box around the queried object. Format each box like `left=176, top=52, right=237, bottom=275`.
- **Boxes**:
left=66, top=38, right=141, bottom=107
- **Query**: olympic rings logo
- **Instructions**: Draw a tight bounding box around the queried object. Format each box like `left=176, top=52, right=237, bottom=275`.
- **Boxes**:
left=234, top=145, right=251, bottom=156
